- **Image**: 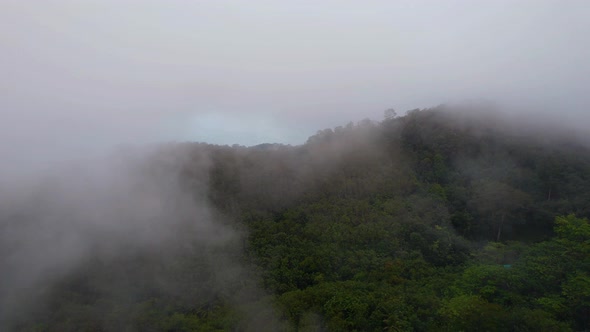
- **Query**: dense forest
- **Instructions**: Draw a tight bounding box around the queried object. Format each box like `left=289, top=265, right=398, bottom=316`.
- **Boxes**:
left=3, top=106, right=590, bottom=331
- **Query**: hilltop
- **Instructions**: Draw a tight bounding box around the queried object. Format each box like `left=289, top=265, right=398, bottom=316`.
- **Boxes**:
left=5, top=105, right=590, bottom=331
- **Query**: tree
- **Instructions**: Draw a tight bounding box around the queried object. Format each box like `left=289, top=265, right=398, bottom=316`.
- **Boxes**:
left=384, top=108, right=397, bottom=120
left=469, top=180, right=532, bottom=241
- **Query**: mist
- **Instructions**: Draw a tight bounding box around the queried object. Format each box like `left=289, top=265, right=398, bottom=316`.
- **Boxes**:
left=2, top=0, right=589, bottom=147
left=0, top=143, right=282, bottom=330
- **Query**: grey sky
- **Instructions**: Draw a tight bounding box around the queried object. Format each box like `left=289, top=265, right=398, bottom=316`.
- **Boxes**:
left=1, top=0, right=589, bottom=149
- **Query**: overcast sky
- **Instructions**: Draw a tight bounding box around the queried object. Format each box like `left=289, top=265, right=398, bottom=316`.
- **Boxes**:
left=2, top=0, right=589, bottom=149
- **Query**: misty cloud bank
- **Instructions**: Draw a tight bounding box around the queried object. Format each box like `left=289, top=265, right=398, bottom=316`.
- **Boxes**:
left=2, top=1, right=589, bottom=145
left=0, top=145, right=282, bottom=331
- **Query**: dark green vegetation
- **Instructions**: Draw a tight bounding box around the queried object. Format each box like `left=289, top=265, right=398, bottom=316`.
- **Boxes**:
left=9, top=107, right=590, bottom=331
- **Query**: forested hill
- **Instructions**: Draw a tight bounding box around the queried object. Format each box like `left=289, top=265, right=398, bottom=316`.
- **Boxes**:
left=7, top=106, right=590, bottom=331
left=204, top=106, right=590, bottom=242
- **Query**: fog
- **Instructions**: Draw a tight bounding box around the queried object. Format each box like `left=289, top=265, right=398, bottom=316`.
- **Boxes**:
left=0, top=144, right=289, bottom=330
left=2, top=0, right=589, bottom=149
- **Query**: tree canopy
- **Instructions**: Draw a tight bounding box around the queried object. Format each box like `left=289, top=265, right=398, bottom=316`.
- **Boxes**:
left=4, top=106, right=590, bottom=331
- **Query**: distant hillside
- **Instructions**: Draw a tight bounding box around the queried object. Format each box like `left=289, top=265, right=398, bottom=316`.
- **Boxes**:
left=198, top=106, right=590, bottom=242
left=7, top=105, right=590, bottom=331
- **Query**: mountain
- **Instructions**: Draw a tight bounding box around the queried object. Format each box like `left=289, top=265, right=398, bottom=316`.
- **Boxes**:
left=4, top=105, right=590, bottom=331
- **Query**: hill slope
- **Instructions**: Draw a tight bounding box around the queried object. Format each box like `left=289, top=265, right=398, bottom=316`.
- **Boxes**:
left=5, top=106, right=590, bottom=331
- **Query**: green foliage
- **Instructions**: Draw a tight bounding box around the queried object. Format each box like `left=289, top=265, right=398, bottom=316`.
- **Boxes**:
left=438, top=295, right=509, bottom=331
left=555, top=214, right=590, bottom=244
left=13, top=107, right=590, bottom=331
